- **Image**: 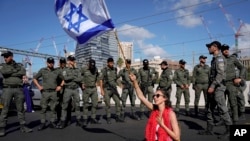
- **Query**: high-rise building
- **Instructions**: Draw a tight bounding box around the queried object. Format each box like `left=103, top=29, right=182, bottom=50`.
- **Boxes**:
left=118, top=42, right=133, bottom=66
left=75, top=31, right=119, bottom=70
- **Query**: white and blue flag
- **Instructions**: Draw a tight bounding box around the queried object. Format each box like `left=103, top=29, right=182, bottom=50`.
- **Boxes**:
left=55, top=0, right=115, bottom=45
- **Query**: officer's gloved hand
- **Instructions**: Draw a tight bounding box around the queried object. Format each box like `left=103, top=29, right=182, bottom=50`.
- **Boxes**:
left=240, top=79, right=246, bottom=87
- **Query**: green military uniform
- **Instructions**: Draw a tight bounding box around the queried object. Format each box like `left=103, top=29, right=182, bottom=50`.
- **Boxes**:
left=224, top=54, right=246, bottom=122
left=34, top=67, right=63, bottom=125
left=100, top=66, right=123, bottom=123
left=232, top=53, right=247, bottom=120
left=0, top=58, right=32, bottom=135
left=173, top=67, right=190, bottom=114
left=158, top=67, right=173, bottom=98
left=206, top=53, right=232, bottom=133
left=55, top=66, right=65, bottom=120
left=138, top=66, right=158, bottom=117
left=117, top=66, right=139, bottom=120
left=60, top=66, right=82, bottom=125
left=81, top=65, right=99, bottom=123
left=192, top=63, right=210, bottom=115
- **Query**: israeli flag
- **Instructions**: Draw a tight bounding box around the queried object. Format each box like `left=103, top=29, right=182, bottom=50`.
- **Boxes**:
left=55, top=0, right=115, bottom=45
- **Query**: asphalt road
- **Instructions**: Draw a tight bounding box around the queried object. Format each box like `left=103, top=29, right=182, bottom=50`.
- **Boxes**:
left=1, top=105, right=250, bottom=141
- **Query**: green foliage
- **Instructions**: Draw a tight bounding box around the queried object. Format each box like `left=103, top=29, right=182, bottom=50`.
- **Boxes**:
left=116, top=57, right=124, bottom=69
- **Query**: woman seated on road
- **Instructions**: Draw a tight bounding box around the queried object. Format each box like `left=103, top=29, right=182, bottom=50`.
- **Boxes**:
left=129, top=74, right=180, bottom=141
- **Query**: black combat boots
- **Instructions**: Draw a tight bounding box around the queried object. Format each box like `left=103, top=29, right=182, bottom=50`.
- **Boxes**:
left=0, top=127, right=5, bottom=137
left=218, top=125, right=230, bottom=139
left=199, top=123, right=214, bottom=135
left=20, top=124, right=33, bottom=133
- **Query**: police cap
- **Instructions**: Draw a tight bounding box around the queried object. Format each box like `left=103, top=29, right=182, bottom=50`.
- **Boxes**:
left=59, top=57, right=66, bottom=63
left=199, top=55, right=207, bottom=59
left=67, top=55, right=76, bottom=61
left=179, top=59, right=186, bottom=65
left=159, top=60, right=168, bottom=65
left=206, top=41, right=221, bottom=49
left=47, top=57, right=55, bottom=63
left=107, top=57, right=114, bottom=63
left=221, top=44, right=230, bottom=52
left=1, top=51, right=13, bottom=58
left=126, top=59, right=131, bottom=64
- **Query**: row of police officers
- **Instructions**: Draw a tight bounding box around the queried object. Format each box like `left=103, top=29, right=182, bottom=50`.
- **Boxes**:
left=0, top=40, right=248, bottom=138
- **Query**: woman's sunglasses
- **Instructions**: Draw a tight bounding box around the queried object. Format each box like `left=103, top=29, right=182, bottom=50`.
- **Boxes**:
left=152, top=94, right=165, bottom=98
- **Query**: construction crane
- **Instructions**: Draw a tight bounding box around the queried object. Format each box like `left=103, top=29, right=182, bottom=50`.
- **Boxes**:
left=30, top=37, right=44, bottom=60
left=200, top=15, right=214, bottom=41
left=51, top=36, right=59, bottom=58
left=218, top=2, right=244, bottom=51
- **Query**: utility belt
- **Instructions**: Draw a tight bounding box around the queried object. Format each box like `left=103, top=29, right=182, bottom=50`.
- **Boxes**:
left=64, top=85, right=78, bottom=89
left=85, top=86, right=96, bottom=88
left=158, top=86, right=171, bottom=90
left=3, top=85, right=22, bottom=88
left=223, top=79, right=234, bottom=84
left=195, top=82, right=209, bottom=85
left=43, top=89, right=55, bottom=92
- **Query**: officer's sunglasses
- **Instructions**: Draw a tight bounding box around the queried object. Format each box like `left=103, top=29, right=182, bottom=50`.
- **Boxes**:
left=152, top=94, right=165, bottom=99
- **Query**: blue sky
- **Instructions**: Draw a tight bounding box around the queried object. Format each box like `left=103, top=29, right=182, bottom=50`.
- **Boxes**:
left=0, top=0, right=250, bottom=72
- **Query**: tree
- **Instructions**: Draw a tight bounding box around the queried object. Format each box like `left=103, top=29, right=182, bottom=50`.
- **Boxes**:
left=116, top=57, right=124, bottom=69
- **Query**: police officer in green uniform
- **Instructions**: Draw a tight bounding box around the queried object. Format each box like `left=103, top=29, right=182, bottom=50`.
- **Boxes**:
left=57, top=55, right=83, bottom=129
left=138, top=59, right=159, bottom=119
left=33, top=57, right=64, bottom=130
left=192, top=55, right=210, bottom=116
left=199, top=41, right=232, bottom=139
left=220, top=44, right=246, bottom=123
left=55, top=58, right=72, bottom=127
left=117, top=59, right=139, bottom=120
left=173, top=59, right=191, bottom=116
left=81, top=59, right=101, bottom=127
left=158, top=60, right=173, bottom=99
left=231, top=52, right=247, bottom=120
left=0, top=51, right=32, bottom=136
left=100, top=58, right=124, bottom=124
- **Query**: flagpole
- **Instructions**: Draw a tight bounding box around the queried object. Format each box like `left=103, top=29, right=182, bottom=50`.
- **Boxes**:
left=114, top=30, right=126, bottom=61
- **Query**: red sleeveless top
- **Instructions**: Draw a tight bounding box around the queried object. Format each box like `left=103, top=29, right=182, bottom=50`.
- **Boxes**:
left=145, top=107, right=173, bottom=141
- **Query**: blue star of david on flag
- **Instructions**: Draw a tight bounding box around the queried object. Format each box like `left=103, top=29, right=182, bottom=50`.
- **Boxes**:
left=64, top=3, right=88, bottom=33
left=55, top=0, right=115, bottom=45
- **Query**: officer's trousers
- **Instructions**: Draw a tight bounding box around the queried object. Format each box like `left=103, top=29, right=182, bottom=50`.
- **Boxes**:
left=194, top=83, right=208, bottom=108
left=175, top=87, right=190, bottom=112
left=121, top=88, right=137, bottom=114
left=40, top=91, right=58, bottom=123
left=207, top=85, right=232, bottom=126
left=225, top=82, right=238, bottom=122
left=0, top=88, right=25, bottom=127
left=82, top=87, right=98, bottom=119
left=103, top=88, right=121, bottom=118
left=61, top=88, right=81, bottom=121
